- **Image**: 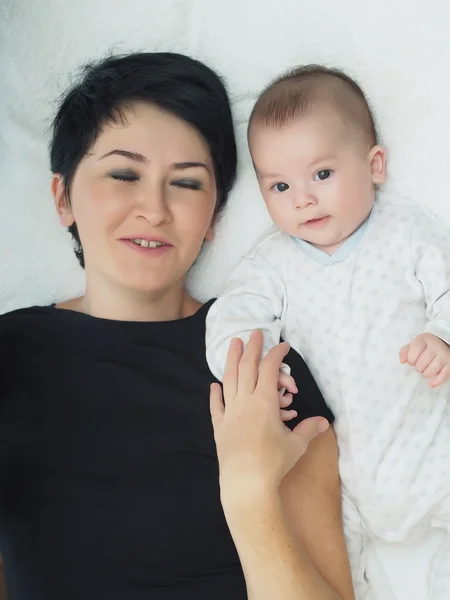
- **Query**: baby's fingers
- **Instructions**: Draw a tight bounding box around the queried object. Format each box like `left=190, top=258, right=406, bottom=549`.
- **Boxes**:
left=429, top=365, right=450, bottom=388
left=415, top=349, right=435, bottom=374
left=422, top=356, right=443, bottom=379
left=278, top=372, right=298, bottom=395
left=279, top=391, right=293, bottom=408
left=399, top=344, right=409, bottom=364
left=400, top=338, right=427, bottom=367
left=281, top=409, right=298, bottom=422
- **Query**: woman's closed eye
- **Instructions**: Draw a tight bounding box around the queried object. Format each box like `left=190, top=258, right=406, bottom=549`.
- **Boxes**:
left=172, top=179, right=203, bottom=191
left=109, top=169, right=140, bottom=182
left=271, top=182, right=290, bottom=193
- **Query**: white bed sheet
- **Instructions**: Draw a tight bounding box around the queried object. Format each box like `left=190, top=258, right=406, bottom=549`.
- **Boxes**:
left=1, top=2, right=449, bottom=597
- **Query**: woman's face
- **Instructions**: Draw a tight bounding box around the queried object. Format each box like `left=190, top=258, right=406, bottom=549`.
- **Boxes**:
left=53, top=102, right=217, bottom=295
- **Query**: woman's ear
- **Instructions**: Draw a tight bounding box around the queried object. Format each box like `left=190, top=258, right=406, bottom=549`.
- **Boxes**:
left=204, top=225, right=215, bottom=242
left=368, top=145, right=386, bottom=185
left=204, top=212, right=217, bottom=242
left=52, top=175, right=75, bottom=227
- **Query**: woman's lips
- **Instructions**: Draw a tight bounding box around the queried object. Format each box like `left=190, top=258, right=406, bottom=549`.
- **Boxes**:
left=121, top=239, right=173, bottom=257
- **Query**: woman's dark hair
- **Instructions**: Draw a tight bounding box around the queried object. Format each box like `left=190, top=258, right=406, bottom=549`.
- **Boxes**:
left=50, top=52, right=237, bottom=267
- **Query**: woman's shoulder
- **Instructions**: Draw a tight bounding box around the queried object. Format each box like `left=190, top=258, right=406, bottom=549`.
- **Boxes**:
left=0, top=298, right=217, bottom=368
left=0, top=305, right=59, bottom=353
left=194, top=298, right=216, bottom=319
left=0, top=304, right=56, bottom=330
left=0, top=306, right=59, bottom=377
left=179, top=297, right=216, bottom=331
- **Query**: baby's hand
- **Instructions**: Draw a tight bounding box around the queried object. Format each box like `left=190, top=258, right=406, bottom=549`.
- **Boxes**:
left=278, top=370, right=298, bottom=422
left=399, top=333, right=450, bottom=388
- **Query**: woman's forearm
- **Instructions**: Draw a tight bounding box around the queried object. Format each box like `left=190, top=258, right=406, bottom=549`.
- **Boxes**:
left=222, top=490, right=343, bottom=600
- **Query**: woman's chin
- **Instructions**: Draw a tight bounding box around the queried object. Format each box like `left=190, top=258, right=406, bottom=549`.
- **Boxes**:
left=117, top=272, right=181, bottom=296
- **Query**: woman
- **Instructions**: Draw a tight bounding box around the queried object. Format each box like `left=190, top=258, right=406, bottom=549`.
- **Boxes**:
left=0, top=52, right=353, bottom=600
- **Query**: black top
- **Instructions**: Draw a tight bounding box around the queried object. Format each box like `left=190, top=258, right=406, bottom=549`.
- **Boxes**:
left=0, top=300, right=333, bottom=600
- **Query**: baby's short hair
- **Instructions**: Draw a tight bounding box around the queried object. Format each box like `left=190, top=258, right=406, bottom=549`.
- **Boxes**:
left=249, top=64, right=378, bottom=147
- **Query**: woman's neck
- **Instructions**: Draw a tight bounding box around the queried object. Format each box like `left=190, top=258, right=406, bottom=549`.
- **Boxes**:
left=58, top=276, right=201, bottom=322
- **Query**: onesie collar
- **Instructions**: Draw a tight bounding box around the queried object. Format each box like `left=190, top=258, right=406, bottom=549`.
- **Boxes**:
left=291, top=202, right=377, bottom=265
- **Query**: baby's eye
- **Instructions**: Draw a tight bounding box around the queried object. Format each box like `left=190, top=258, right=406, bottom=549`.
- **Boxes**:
left=110, top=170, right=139, bottom=182
left=314, top=169, right=332, bottom=181
left=272, top=182, right=290, bottom=193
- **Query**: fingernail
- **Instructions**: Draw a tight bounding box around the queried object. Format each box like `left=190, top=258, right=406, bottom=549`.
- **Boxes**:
left=317, top=419, right=329, bottom=433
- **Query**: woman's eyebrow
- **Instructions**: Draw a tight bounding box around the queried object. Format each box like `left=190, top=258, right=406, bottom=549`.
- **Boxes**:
left=172, top=162, right=211, bottom=173
left=98, top=152, right=210, bottom=174
left=98, top=149, right=149, bottom=163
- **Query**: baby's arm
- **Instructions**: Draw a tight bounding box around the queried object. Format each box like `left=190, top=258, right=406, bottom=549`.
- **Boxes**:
left=206, top=255, right=286, bottom=382
left=400, top=212, right=450, bottom=386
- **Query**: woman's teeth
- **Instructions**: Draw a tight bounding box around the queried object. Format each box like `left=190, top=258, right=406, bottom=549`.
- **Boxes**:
left=131, top=239, right=164, bottom=248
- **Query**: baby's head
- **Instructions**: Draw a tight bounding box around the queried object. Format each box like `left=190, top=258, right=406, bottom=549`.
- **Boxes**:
left=248, top=65, right=385, bottom=254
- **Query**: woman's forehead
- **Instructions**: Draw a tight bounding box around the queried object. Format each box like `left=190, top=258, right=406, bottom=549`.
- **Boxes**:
left=92, top=102, right=211, bottom=157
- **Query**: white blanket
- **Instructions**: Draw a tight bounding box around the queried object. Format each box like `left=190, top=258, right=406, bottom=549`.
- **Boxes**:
left=1, top=1, right=450, bottom=598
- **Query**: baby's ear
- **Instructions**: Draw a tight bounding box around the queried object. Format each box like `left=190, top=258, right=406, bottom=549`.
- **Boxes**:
left=52, top=175, right=75, bottom=227
left=368, top=145, right=386, bottom=185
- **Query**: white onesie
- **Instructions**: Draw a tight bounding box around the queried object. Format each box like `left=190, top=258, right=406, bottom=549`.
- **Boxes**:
left=206, top=193, right=450, bottom=599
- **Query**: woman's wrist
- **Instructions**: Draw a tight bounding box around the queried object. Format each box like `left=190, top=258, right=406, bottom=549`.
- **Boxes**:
left=221, top=486, right=341, bottom=600
left=220, top=477, right=281, bottom=517
left=221, top=487, right=286, bottom=560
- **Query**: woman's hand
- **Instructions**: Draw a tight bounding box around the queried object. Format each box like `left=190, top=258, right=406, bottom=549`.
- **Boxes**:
left=210, top=330, right=329, bottom=505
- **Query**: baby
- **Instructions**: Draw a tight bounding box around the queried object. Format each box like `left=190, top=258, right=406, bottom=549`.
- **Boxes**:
left=206, top=65, right=450, bottom=599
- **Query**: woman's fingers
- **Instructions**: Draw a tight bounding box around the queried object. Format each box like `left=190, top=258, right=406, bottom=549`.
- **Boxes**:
left=222, top=337, right=243, bottom=402
left=237, top=330, right=264, bottom=395
left=209, top=383, right=225, bottom=431
left=279, top=417, right=330, bottom=472
left=221, top=332, right=294, bottom=415
left=256, top=341, right=291, bottom=396
left=292, top=417, right=329, bottom=444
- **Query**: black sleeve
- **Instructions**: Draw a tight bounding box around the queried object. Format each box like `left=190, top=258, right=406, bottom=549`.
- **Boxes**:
left=0, top=315, right=7, bottom=390
left=282, top=344, right=334, bottom=430
left=0, top=314, right=13, bottom=393
left=0, top=314, right=13, bottom=511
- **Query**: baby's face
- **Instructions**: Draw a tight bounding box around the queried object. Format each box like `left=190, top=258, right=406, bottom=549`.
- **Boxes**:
left=249, top=111, right=385, bottom=255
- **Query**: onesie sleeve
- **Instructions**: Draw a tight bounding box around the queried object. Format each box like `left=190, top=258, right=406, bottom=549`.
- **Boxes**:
left=205, top=255, right=285, bottom=381
left=410, top=212, right=450, bottom=345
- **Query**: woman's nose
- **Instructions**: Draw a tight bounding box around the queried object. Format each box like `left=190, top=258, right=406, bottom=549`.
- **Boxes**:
left=135, top=185, right=171, bottom=226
